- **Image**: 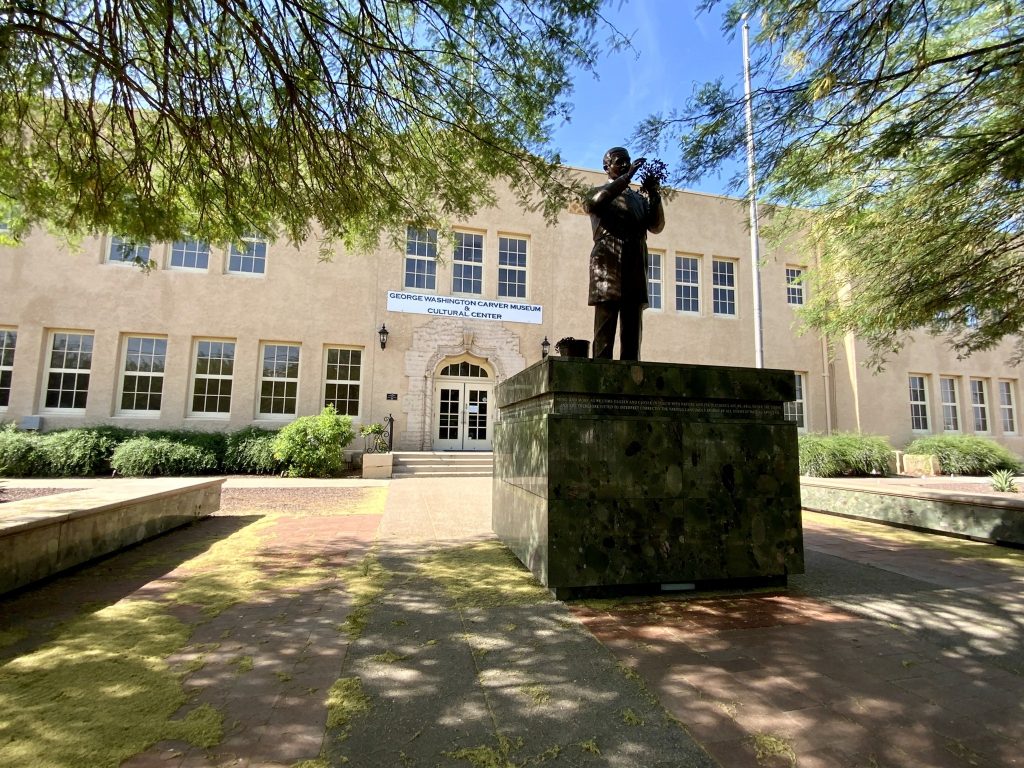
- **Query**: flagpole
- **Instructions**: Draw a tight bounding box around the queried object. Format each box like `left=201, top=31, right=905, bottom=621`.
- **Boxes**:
left=742, top=13, right=765, bottom=369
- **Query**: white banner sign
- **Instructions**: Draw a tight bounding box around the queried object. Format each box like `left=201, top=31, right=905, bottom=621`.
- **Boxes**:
left=386, top=291, right=543, bottom=324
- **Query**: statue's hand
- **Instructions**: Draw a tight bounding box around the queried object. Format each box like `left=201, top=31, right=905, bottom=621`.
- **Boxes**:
left=628, top=158, right=647, bottom=178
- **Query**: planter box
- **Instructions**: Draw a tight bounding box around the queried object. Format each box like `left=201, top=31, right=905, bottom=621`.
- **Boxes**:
left=362, top=452, right=393, bottom=479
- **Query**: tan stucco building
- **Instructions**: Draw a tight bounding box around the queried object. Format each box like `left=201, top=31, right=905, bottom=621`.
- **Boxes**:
left=1, top=167, right=1021, bottom=457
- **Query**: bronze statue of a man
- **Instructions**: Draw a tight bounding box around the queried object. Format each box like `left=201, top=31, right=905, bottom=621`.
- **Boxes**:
left=585, top=147, right=665, bottom=361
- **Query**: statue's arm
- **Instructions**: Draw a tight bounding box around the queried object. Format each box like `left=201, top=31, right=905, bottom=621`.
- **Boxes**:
left=647, top=192, right=666, bottom=234
left=585, top=158, right=647, bottom=212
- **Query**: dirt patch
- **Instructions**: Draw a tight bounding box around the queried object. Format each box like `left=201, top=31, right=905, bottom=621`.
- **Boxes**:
left=911, top=481, right=1021, bottom=498
left=219, top=487, right=386, bottom=516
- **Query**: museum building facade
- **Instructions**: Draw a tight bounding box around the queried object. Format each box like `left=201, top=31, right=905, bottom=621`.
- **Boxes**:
left=1, top=166, right=1021, bottom=457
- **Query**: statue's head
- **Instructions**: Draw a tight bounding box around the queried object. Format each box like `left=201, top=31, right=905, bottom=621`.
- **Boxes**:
left=602, top=147, right=630, bottom=172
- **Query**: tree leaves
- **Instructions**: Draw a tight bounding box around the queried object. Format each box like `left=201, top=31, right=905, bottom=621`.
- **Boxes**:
left=0, top=0, right=605, bottom=248
left=638, top=0, right=1024, bottom=365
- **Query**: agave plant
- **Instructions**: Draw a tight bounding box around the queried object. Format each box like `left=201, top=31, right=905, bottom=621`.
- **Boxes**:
left=990, top=469, right=1019, bottom=493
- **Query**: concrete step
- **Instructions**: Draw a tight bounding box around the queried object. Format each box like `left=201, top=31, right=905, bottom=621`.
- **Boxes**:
left=391, top=451, right=493, bottom=477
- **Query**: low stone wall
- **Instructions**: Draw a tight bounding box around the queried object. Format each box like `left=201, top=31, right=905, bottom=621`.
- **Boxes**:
left=0, top=478, right=224, bottom=595
left=801, top=478, right=1024, bottom=546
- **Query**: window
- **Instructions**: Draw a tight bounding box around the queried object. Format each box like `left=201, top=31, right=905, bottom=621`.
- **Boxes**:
left=452, top=232, right=483, bottom=295
left=44, top=332, right=93, bottom=410
left=712, top=259, right=736, bottom=316
left=228, top=235, right=267, bottom=275
left=170, top=240, right=210, bottom=270
left=324, top=347, right=362, bottom=416
left=405, top=227, right=437, bottom=290
left=675, top=255, right=700, bottom=314
left=646, top=251, right=663, bottom=310
left=498, top=236, right=528, bottom=298
left=970, top=379, right=989, bottom=433
left=0, top=329, right=16, bottom=409
left=108, top=236, right=151, bottom=265
left=190, top=340, right=235, bottom=415
left=259, top=343, right=300, bottom=417
left=786, top=267, right=805, bottom=305
left=119, top=336, right=167, bottom=414
left=784, top=372, right=806, bottom=430
left=908, top=375, right=929, bottom=431
left=939, top=377, right=960, bottom=432
left=441, top=361, right=489, bottom=377
left=998, top=380, right=1017, bottom=434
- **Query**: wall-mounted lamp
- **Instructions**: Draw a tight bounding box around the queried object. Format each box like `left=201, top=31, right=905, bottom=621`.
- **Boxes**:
left=378, top=323, right=390, bottom=350
left=541, top=336, right=550, bottom=358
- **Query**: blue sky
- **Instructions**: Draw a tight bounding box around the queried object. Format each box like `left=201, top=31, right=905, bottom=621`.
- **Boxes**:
left=548, top=0, right=744, bottom=194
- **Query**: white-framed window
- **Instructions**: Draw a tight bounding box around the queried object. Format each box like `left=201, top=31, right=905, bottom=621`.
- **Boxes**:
left=190, top=339, right=235, bottom=416
left=908, top=374, right=930, bottom=431
left=405, top=227, right=437, bottom=290
left=784, top=372, right=807, bottom=430
left=498, top=235, right=528, bottom=298
left=452, top=231, right=483, bottom=295
left=970, top=378, right=989, bottom=433
left=118, top=336, right=167, bottom=414
left=0, top=329, right=16, bottom=409
left=170, top=240, right=210, bottom=270
left=44, top=331, right=94, bottom=411
left=258, top=343, right=300, bottom=417
left=324, top=346, right=362, bottom=417
left=939, top=377, right=960, bottom=432
left=228, top=235, right=267, bottom=275
left=998, top=380, right=1016, bottom=435
left=786, top=267, right=805, bottom=306
left=646, top=251, right=663, bottom=310
left=712, top=258, right=736, bottom=316
left=675, top=255, right=700, bottom=314
left=108, top=236, right=151, bottom=265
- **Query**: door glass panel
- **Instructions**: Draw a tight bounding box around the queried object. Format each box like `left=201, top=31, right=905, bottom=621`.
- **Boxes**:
left=438, top=387, right=460, bottom=440
left=467, top=389, right=488, bottom=440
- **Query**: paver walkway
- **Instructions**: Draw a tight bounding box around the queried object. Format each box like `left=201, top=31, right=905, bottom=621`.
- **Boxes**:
left=2, top=477, right=1023, bottom=767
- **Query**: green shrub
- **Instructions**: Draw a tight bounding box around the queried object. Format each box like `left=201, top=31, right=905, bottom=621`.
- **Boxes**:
left=990, top=469, right=1020, bottom=493
left=904, top=435, right=1022, bottom=475
left=224, top=427, right=283, bottom=475
left=798, top=432, right=893, bottom=477
left=110, top=437, right=219, bottom=477
left=148, top=430, right=227, bottom=471
left=0, top=424, right=41, bottom=477
left=34, top=428, right=129, bottom=477
left=273, top=407, right=355, bottom=477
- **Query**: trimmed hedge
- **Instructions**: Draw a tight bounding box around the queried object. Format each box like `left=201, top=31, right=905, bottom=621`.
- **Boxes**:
left=224, top=427, right=283, bottom=475
left=0, top=424, right=39, bottom=477
left=798, top=432, right=893, bottom=477
left=272, top=407, right=355, bottom=478
left=904, top=435, right=1022, bottom=475
left=110, top=437, right=219, bottom=477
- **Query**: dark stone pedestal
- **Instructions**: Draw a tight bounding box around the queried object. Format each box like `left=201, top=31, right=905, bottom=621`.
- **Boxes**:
left=492, top=358, right=804, bottom=599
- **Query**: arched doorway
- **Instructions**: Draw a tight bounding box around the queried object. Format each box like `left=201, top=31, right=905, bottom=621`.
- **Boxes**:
left=432, top=354, right=494, bottom=450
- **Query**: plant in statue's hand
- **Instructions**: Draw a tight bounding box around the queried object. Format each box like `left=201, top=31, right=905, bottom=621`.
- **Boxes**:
left=636, top=159, right=668, bottom=191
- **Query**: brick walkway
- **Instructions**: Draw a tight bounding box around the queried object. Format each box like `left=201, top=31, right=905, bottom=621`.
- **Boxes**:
left=3, top=478, right=1023, bottom=767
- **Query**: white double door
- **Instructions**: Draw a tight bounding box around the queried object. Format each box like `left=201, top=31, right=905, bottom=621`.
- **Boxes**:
left=433, top=381, right=493, bottom=451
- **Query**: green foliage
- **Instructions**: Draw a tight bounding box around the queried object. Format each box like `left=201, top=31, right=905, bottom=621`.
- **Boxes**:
left=0, top=1, right=612, bottom=248
left=34, top=428, right=132, bottom=477
left=147, top=430, right=227, bottom=471
left=272, top=407, right=355, bottom=477
left=359, top=422, right=390, bottom=454
left=224, top=427, right=284, bottom=475
left=0, top=424, right=39, bottom=477
left=640, top=1, right=1024, bottom=365
left=904, top=435, right=1022, bottom=475
left=110, top=437, right=219, bottom=477
left=798, top=432, right=893, bottom=477
left=990, top=469, right=1019, bottom=493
